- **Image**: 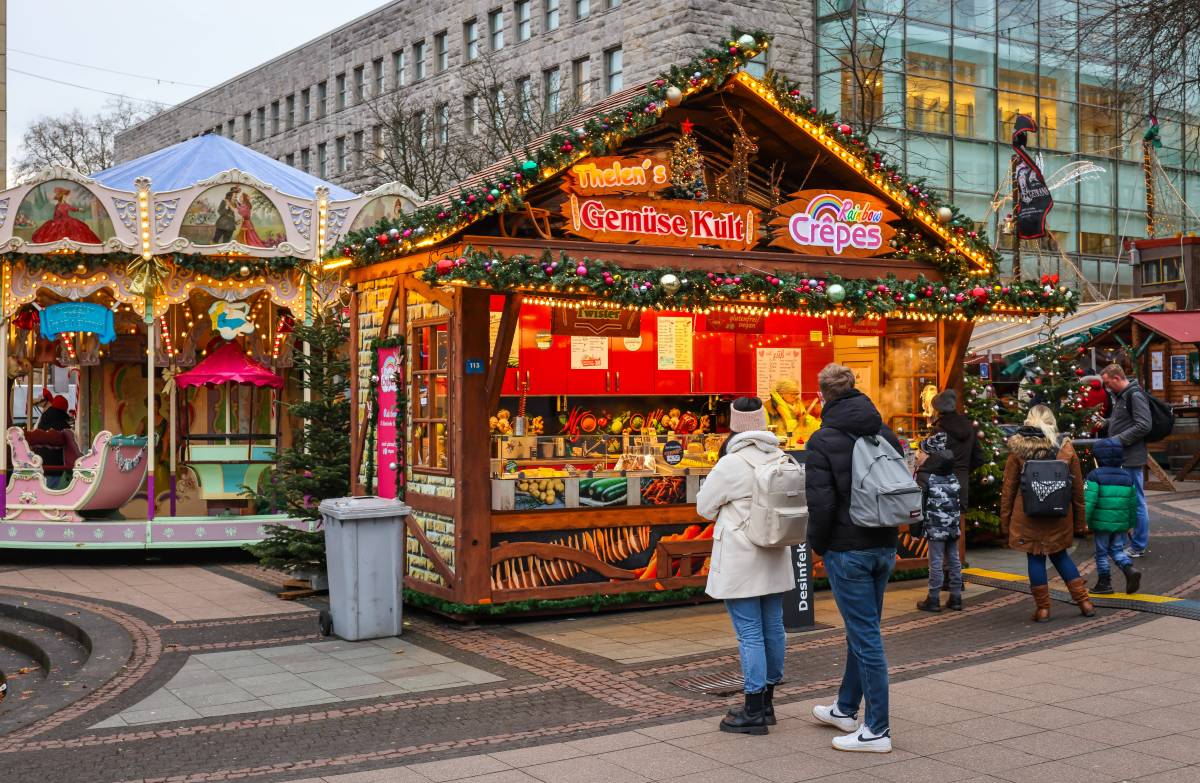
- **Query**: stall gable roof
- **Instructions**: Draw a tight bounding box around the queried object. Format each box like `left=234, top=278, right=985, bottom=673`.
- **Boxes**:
left=1132, top=311, right=1200, bottom=343
left=969, top=296, right=1163, bottom=357
left=94, top=134, right=355, bottom=199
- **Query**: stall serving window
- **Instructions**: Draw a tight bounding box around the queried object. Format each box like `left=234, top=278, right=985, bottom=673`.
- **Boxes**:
left=1142, top=256, right=1183, bottom=285
left=410, top=320, right=450, bottom=472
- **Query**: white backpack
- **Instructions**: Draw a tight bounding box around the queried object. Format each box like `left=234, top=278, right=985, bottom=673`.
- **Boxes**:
left=849, top=433, right=923, bottom=528
left=737, top=453, right=808, bottom=547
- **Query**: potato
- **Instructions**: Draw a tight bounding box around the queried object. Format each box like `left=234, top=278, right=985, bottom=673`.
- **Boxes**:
left=546, top=491, right=556, bottom=504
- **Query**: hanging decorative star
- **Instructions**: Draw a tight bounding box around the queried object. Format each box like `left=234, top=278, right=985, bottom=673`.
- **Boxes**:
left=680, top=118, right=695, bottom=135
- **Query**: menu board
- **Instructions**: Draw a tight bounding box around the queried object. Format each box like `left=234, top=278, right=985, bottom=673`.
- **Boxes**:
left=657, top=316, right=693, bottom=370
left=489, top=311, right=521, bottom=367
left=756, top=347, right=803, bottom=401
left=570, top=336, right=609, bottom=370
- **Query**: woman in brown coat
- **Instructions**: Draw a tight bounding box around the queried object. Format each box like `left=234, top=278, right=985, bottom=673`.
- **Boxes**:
left=1000, top=405, right=1094, bottom=622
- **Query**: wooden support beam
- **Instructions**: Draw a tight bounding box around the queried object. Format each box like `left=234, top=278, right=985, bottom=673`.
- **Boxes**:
left=379, top=278, right=402, bottom=338
left=404, top=275, right=455, bottom=310
left=348, top=289, right=365, bottom=495
left=405, top=514, right=456, bottom=585
left=485, top=293, right=522, bottom=412
left=453, top=287, right=494, bottom=605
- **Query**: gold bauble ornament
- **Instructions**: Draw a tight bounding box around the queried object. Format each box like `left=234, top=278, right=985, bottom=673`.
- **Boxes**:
left=238, top=265, right=251, bottom=278
left=75, top=263, right=88, bottom=276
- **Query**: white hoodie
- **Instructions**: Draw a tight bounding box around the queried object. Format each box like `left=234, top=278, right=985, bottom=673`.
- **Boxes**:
left=696, top=431, right=795, bottom=600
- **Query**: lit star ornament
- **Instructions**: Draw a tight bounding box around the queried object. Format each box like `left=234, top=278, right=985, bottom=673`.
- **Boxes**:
left=680, top=118, right=695, bottom=135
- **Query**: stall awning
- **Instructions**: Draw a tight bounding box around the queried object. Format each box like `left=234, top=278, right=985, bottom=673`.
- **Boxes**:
left=94, top=134, right=356, bottom=200
left=968, top=296, right=1164, bottom=358
left=174, top=342, right=284, bottom=389
left=1131, top=311, right=1200, bottom=344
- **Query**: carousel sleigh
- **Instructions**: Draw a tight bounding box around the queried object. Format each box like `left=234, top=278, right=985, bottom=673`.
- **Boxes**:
left=5, top=427, right=148, bottom=522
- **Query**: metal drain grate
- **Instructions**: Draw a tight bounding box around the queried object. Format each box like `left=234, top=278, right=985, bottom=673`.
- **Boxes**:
left=671, top=670, right=745, bottom=696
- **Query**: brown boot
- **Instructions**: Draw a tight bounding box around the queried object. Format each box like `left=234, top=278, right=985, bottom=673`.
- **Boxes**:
left=1066, top=577, right=1096, bottom=617
left=1031, top=584, right=1051, bottom=622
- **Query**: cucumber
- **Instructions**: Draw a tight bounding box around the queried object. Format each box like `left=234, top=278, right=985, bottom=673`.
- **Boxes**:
left=599, top=485, right=628, bottom=502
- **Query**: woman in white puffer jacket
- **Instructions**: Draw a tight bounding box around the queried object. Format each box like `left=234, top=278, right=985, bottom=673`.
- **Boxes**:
left=696, top=396, right=794, bottom=736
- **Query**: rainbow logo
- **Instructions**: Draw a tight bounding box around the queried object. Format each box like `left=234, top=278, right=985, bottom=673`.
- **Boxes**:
left=789, top=193, right=885, bottom=254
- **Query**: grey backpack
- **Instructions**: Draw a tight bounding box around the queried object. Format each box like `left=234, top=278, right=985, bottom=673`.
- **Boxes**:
left=850, top=433, right=923, bottom=528
left=737, top=453, right=808, bottom=547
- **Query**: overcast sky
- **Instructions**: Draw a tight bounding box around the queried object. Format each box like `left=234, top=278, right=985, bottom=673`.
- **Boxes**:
left=7, top=0, right=387, bottom=181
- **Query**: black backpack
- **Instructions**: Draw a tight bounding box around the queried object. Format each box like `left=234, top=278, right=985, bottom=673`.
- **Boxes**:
left=1125, top=389, right=1175, bottom=443
left=1020, top=449, right=1072, bottom=518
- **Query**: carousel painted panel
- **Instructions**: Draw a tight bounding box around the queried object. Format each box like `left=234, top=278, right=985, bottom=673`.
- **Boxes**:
left=330, top=183, right=420, bottom=248
left=0, top=516, right=312, bottom=550
left=0, top=169, right=137, bottom=253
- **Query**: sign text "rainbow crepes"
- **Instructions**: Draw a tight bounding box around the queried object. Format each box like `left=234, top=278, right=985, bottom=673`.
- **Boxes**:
left=787, top=194, right=885, bottom=254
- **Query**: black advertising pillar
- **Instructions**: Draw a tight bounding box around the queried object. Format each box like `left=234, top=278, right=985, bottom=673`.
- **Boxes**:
left=782, top=450, right=815, bottom=632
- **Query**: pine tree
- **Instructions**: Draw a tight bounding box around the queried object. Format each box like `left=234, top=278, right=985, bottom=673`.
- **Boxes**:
left=1017, top=321, right=1089, bottom=437
left=964, top=373, right=1007, bottom=538
left=246, top=307, right=351, bottom=572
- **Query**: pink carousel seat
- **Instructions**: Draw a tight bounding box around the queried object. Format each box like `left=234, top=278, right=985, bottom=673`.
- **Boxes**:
left=5, top=427, right=148, bottom=523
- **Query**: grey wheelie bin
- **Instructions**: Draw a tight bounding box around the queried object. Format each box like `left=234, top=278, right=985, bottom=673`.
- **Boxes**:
left=319, top=496, right=410, bottom=640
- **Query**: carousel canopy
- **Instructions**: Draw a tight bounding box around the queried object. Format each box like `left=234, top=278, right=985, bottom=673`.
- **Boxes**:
left=174, top=341, right=284, bottom=389
left=93, top=134, right=355, bottom=200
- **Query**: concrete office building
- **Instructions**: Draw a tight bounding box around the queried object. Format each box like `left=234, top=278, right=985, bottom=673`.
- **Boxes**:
left=115, top=0, right=810, bottom=194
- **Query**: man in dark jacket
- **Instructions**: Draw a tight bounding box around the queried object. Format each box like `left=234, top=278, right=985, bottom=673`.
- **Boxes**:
left=1100, top=364, right=1152, bottom=557
left=806, top=363, right=898, bottom=754
left=931, top=389, right=983, bottom=510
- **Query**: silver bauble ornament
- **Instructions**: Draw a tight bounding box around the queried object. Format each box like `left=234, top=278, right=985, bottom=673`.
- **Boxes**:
left=660, top=273, right=681, bottom=295
left=737, top=33, right=756, bottom=48
left=665, top=85, right=683, bottom=106
left=827, top=283, right=846, bottom=303
left=937, top=206, right=954, bottom=223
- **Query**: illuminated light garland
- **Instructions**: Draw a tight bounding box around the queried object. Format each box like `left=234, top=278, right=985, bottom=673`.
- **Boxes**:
left=158, top=315, right=176, bottom=358
left=425, top=248, right=1074, bottom=320
left=62, top=332, right=77, bottom=362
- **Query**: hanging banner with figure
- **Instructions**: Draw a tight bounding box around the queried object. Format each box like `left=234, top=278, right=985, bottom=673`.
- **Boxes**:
left=376, top=346, right=403, bottom=499
left=1012, top=114, right=1054, bottom=239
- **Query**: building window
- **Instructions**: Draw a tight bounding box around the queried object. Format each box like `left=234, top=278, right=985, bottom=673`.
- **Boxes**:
left=744, top=51, right=767, bottom=80
left=393, top=49, right=407, bottom=87
left=286, top=96, right=295, bottom=129
left=372, top=125, right=384, bottom=160
left=256, top=107, right=266, bottom=139
left=270, top=101, right=280, bottom=134
left=436, top=103, right=450, bottom=145
left=543, top=66, right=561, bottom=115
left=410, top=320, right=451, bottom=472
left=544, top=0, right=559, bottom=31
left=285, top=153, right=295, bottom=167
left=575, top=0, right=589, bottom=20
left=354, top=66, right=365, bottom=102
left=373, top=58, right=385, bottom=96
left=489, top=9, right=505, bottom=50
left=1142, top=257, right=1183, bottom=285
left=463, top=20, right=478, bottom=62
left=431, top=31, right=446, bottom=72
left=336, top=136, right=347, bottom=173
left=516, top=0, right=531, bottom=41
left=317, top=80, right=328, bottom=117
left=606, top=0, right=619, bottom=7
left=516, top=76, right=533, bottom=118
left=414, top=40, right=427, bottom=80
left=242, top=113, right=251, bottom=143
left=572, top=57, right=590, bottom=103
left=604, top=46, right=622, bottom=94
left=336, top=73, right=347, bottom=110
left=301, top=147, right=311, bottom=172
left=317, top=142, right=328, bottom=177
left=353, top=130, right=364, bottom=168
left=465, top=94, right=479, bottom=135
left=416, top=110, right=429, bottom=149
left=301, top=89, right=311, bottom=123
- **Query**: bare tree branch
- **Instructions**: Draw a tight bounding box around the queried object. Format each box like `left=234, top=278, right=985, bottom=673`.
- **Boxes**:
left=16, top=98, right=157, bottom=179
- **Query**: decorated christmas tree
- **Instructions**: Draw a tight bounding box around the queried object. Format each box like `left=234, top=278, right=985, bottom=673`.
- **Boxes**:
left=1016, top=320, right=1089, bottom=437
left=964, top=373, right=1007, bottom=539
left=246, top=307, right=351, bottom=573
left=667, top=119, right=708, bottom=200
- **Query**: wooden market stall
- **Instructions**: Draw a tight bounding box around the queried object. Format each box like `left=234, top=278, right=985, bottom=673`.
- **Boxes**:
left=333, top=33, right=1075, bottom=612
left=0, top=135, right=373, bottom=549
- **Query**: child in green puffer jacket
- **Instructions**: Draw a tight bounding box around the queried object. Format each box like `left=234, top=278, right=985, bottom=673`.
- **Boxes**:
left=1084, top=438, right=1142, bottom=595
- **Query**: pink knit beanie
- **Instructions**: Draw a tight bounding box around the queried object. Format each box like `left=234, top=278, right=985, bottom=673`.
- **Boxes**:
left=729, top=397, right=768, bottom=433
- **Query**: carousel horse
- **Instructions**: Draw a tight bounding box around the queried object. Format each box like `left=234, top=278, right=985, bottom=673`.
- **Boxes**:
left=5, top=427, right=148, bottom=522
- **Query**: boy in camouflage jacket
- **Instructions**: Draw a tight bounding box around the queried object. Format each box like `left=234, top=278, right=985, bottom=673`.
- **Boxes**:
left=914, top=432, right=963, bottom=612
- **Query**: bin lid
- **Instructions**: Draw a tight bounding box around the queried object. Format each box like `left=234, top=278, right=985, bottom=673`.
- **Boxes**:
left=318, top=496, right=411, bottom=521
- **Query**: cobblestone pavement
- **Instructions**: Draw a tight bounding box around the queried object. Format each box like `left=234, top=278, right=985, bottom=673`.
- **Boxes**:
left=1, top=492, right=1199, bottom=783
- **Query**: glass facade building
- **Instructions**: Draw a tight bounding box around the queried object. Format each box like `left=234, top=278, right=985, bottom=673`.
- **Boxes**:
left=814, top=0, right=1200, bottom=297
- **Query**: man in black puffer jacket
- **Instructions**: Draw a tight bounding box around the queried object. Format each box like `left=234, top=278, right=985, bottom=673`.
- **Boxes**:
left=806, top=363, right=900, bottom=754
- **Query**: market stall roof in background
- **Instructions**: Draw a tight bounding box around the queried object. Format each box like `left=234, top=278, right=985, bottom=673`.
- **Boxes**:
left=1131, top=311, right=1200, bottom=344
left=93, top=134, right=356, bottom=200
left=968, top=296, right=1164, bottom=359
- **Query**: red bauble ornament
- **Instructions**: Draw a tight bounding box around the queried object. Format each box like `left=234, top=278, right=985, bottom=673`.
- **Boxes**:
left=376, top=233, right=389, bottom=245
left=435, top=258, right=454, bottom=275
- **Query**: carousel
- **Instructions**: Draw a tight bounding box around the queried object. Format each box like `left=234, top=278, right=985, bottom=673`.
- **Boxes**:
left=0, top=133, right=407, bottom=549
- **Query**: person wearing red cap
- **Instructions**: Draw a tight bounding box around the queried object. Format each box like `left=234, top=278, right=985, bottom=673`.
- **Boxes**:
left=37, top=394, right=72, bottom=431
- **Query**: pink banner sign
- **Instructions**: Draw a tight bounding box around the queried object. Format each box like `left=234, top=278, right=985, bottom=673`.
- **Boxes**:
left=376, top=347, right=402, bottom=498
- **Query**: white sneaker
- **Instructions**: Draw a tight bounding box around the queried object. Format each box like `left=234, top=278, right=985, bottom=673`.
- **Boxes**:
left=812, top=703, right=859, bottom=732
left=832, top=725, right=892, bottom=753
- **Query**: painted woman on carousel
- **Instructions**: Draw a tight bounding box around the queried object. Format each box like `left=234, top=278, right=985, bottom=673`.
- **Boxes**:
left=235, top=191, right=266, bottom=247
left=31, top=187, right=102, bottom=243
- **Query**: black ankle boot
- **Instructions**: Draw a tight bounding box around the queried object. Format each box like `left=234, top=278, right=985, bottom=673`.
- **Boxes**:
left=1092, top=573, right=1114, bottom=595
left=916, top=591, right=941, bottom=612
left=720, top=689, right=769, bottom=735
left=946, top=594, right=963, bottom=611
left=728, top=682, right=776, bottom=725
left=1121, top=563, right=1142, bottom=594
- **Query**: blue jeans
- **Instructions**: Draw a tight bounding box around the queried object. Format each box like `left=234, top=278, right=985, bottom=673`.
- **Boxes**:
left=823, top=548, right=895, bottom=735
left=724, top=593, right=786, bottom=694
left=1026, top=550, right=1081, bottom=586
left=1124, top=468, right=1150, bottom=551
left=1094, top=532, right=1132, bottom=575
left=927, top=539, right=962, bottom=594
